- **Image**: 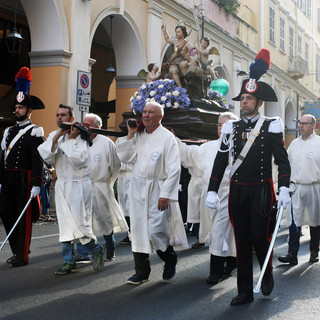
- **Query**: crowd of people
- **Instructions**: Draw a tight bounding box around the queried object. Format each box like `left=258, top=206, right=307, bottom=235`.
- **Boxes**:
left=1, top=43, right=319, bottom=308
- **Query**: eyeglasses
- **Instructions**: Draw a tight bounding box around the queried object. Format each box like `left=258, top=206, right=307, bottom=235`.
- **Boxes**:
left=299, top=122, right=313, bottom=126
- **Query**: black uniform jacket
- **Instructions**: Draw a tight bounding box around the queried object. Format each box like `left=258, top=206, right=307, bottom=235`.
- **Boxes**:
left=208, top=115, right=291, bottom=192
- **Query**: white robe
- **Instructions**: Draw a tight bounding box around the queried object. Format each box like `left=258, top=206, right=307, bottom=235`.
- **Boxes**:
left=286, top=134, right=320, bottom=227
left=90, top=135, right=128, bottom=235
left=177, top=138, right=236, bottom=256
left=115, top=137, right=133, bottom=217
left=38, top=131, right=96, bottom=244
left=116, top=125, right=188, bottom=254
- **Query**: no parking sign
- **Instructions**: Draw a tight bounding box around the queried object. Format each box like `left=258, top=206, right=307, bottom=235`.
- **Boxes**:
left=76, top=70, right=92, bottom=107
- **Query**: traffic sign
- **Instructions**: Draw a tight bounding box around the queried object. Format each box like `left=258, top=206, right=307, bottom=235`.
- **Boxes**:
left=76, top=70, right=91, bottom=106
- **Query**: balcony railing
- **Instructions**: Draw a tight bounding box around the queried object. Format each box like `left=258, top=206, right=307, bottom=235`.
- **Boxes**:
left=288, top=56, right=307, bottom=80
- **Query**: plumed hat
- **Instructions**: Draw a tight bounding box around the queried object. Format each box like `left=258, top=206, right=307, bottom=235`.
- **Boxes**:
left=232, top=49, right=278, bottom=102
left=15, top=67, right=45, bottom=109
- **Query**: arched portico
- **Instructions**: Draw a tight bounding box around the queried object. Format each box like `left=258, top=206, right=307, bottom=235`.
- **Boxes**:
left=285, top=100, right=297, bottom=147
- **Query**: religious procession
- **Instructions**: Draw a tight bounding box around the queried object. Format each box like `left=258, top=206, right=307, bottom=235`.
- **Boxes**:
left=0, top=0, right=319, bottom=318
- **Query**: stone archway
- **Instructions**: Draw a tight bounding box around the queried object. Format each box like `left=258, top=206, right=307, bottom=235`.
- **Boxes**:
left=285, top=101, right=296, bottom=147
left=91, top=11, right=146, bottom=130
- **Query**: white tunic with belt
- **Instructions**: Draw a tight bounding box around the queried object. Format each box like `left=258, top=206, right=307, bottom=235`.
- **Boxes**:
left=115, top=137, right=133, bottom=218
left=90, top=134, right=128, bottom=235
left=38, top=131, right=96, bottom=244
left=286, top=134, right=320, bottom=227
left=116, top=125, right=188, bottom=254
left=177, top=138, right=236, bottom=256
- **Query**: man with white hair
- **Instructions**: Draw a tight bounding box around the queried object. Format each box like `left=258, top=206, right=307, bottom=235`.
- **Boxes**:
left=278, top=114, right=320, bottom=265
left=176, top=112, right=238, bottom=285
left=116, top=102, right=188, bottom=285
left=76, top=113, right=128, bottom=262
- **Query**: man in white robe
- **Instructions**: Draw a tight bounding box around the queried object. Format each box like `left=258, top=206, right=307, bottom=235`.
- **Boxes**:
left=76, top=113, right=128, bottom=262
left=176, top=112, right=238, bottom=285
left=37, top=104, right=104, bottom=275
left=115, top=144, right=133, bottom=245
left=116, top=102, right=188, bottom=285
left=279, top=114, right=320, bottom=265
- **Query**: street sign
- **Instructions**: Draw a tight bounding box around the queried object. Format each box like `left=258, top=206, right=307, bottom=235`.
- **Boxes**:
left=76, top=70, right=92, bottom=106
left=79, top=105, right=89, bottom=112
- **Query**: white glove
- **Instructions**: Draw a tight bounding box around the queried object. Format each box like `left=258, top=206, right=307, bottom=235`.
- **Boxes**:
left=277, top=186, right=291, bottom=209
left=206, top=191, right=220, bottom=209
left=30, top=186, right=40, bottom=198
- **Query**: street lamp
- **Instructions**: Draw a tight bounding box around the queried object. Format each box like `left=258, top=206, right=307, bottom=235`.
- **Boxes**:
left=6, top=0, right=24, bottom=56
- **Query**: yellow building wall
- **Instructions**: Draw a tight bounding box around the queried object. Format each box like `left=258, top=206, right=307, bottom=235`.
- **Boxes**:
left=115, top=87, right=137, bottom=131
left=30, top=66, right=69, bottom=137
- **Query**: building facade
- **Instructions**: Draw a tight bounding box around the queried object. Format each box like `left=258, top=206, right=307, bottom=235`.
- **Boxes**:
left=0, top=0, right=319, bottom=145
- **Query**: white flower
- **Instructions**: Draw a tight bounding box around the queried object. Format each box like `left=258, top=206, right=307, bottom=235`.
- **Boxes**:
left=133, top=109, right=137, bottom=115
left=166, top=92, right=172, bottom=96
left=161, top=96, right=167, bottom=101
left=150, top=90, right=156, bottom=97
left=164, top=79, right=170, bottom=82
left=158, top=84, right=164, bottom=89
left=130, top=96, right=134, bottom=102
left=146, top=98, right=151, bottom=103
left=141, top=84, right=146, bottom=90
left=174, top=102, right=179, bottom=108
left=136, top=95, right=141, bottom=100
left=172, top=90, right=180, bottom=97
left=166, top=102, right=172, bottom=108
left=134, top=91, right=138, bottom=96
left=151, top=98, right=155, bottom=102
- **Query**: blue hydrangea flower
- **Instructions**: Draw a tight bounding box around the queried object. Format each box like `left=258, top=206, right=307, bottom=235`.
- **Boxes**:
left=130, top=79, right=191, bottom=115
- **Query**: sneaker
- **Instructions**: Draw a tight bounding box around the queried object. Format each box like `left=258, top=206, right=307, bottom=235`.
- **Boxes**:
left=43, top=215, right=56, bottom=222
left=105, top=249, right=115, bottom=262
left=191, top=241, right=205, bottom=249
left=54, top=262, right=77, bottom=275
left=75, top=255, right=91, bottom=264
left=92, top=246, right=104, bottom=272
left=127, top=274, right=149, bottom=285
left=120, top=236, right=131, bottom=245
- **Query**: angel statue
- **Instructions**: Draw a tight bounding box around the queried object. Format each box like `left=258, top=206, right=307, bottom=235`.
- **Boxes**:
left=195, top=37, right=220, bottom=80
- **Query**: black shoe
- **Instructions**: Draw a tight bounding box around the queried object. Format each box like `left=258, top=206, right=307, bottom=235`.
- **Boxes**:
left=230, top=294, right=254, bottom=306
left=261, top=273, right=274, bottom=296
left=120, top=236, right=131, bottom=245
left=127, top=274, right=149, bottom=285
left=191, top=241, right=205, bottom=249
left=163, top=263, right=176, bottom=280
left=206, top=274, right=222, bottom=285
left=224, top=260, right=237, bottom=276
left=310, top=252, right=319, bottom=263
left=7, top=254, right=17, bottom=264
left=8, top=257, right=28, bottom=268
left=162, top=250, right=177, bottom=280
left=278, top=254, right=298, bottom=265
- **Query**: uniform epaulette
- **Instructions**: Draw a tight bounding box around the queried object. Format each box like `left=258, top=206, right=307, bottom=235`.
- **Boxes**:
left=221, top=120, right=237, bottom=134
left=1, top=126, right=13, bottom=150
left=31, top=126, right=44, bottom=137
left=268, top=117, right=284, bottom=133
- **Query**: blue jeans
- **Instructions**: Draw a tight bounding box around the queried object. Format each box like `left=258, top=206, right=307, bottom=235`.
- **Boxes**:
left=62, top=240, right=100, bottom=264
left=76, top=231, right=115, bottom=258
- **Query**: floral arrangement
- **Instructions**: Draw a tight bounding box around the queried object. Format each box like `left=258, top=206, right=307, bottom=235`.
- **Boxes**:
left=130, top=79, right=191, bottom=115
left=207, top=89, right=229, bottom=109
